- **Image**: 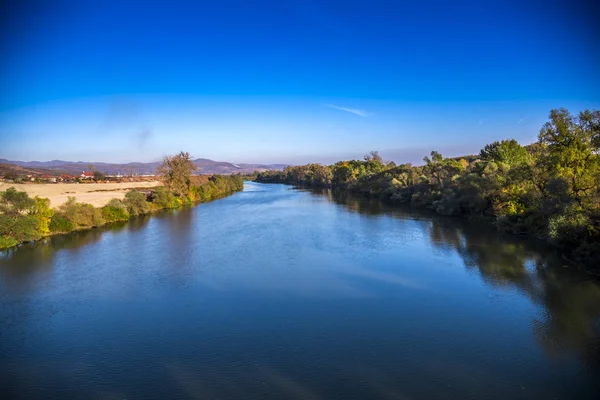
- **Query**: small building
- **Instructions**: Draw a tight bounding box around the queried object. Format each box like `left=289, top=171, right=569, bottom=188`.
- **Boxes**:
left=58, top=174, right=75, bottom=183
left=40, top=174, right=57, bottom=183
left=81, top=171, right=95, bottom=179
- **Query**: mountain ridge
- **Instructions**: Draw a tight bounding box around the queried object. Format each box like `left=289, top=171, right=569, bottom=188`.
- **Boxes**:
left=0, top=158, right=287, bottom=176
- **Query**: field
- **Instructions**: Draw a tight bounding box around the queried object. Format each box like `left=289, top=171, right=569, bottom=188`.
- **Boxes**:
left=0, top=181, right=162, bottom=208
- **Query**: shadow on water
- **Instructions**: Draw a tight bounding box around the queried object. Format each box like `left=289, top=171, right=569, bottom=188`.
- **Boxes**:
left=305, top=186, right=600, bottom=373
left=0, top=215, right=152, bottom=283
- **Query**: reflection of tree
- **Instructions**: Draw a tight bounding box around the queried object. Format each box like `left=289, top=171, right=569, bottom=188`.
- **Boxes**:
left=533, top=272, right=600, bottom=371
left=0, top=218, right=148, bottom=284
left=427, top=215, right=600, bottom=373
left=321, top=187, right=600, bottom=373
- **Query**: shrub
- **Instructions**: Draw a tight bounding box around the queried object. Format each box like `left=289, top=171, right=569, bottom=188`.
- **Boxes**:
left=0, top=213, right=40, bottom=242
left=0, top=236, right=18, bottom=249
left=55, top=197, right=105, bottom=229
left=49, top=215, right=75, bottom=233
left=123, top=190, right=151, bottom=216
left=102, top=199, right=130, bottom=222
left=30, top=196, right=54, bottom=235
left=150, top=187, right=181, bottom=209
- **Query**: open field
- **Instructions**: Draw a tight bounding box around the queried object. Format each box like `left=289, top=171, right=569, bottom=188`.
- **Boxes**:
left=0, top=181, right=162, bottom=208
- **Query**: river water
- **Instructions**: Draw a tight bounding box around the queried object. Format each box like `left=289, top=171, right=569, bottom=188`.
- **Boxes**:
left=1, top=182, right=599, bottom=399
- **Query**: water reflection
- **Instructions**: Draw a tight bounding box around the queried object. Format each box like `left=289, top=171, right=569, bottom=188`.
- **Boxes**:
left=324, top=187, right=600, bottom=373
left=0, top=217, right=153, bottom=285
left=1, top=183, right=599, bottom=399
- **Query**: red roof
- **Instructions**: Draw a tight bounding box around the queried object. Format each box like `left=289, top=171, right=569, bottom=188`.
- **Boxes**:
left=81, top=171, right=94, bottom=177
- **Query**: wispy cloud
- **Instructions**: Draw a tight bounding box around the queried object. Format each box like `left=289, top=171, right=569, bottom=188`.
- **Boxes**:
left=517, top=117, right=524, bottom=124
left=326, top=104, right=370, bottom=117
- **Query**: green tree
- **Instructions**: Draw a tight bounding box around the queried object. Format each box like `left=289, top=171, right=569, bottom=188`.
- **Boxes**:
left=157, top=151, right=198, bottom=197
left=479, top=139, right=529, bottom=168
left=0, top=187, right=36, bottom=216
left=538, top=108, right=600, bottom=208
left=30, top=196, right=54, bottom=235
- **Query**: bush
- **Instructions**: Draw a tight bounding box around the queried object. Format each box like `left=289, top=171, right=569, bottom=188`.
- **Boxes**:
left=150, top=187, right=181, bottom=209
left=30, top=196, right=54, bottom=235
left=0, top=213, right=40, bottom=242
left=102, top=199, right=130, bottom=222
left=0, top=236, right=18, bottom=249
left=49, top=215, right=75, bottom=233
left=55, top=197, right=105, bottom=229
left=123, top=190, right=151, bottom=216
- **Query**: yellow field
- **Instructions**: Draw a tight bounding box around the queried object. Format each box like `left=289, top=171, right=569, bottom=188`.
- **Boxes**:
left=0, top=181, right=162, bottom=208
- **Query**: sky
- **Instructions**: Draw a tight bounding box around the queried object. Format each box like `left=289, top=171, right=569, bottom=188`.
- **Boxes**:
left=1, top=0, right=599, bottom=165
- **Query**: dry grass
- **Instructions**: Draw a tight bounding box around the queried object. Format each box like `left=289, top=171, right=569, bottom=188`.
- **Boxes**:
left=0, top=181, right=162, bottom=208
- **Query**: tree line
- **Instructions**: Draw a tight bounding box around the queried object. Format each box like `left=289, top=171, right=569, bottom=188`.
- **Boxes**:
left=256, top=108, right=600, bottom=270
left=0, top=151, right=244, bottom=249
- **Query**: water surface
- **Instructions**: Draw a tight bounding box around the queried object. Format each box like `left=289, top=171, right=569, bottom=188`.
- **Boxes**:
left=1, top=182, right=599, bottom=399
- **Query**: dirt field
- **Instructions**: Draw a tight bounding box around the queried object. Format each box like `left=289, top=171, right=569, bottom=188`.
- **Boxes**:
left=0, top=181, right=162, bottom=208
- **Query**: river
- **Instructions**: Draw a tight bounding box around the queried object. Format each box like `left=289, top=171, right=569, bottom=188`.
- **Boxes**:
left=1, top=182, right=599, bottom=399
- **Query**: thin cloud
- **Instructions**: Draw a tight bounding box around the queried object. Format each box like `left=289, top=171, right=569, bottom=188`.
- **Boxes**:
left=326, top=104, right=370, bottom=117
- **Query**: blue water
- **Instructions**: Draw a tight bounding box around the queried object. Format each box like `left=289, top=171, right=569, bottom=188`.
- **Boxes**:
left=1, top=182, right=599, bottom=399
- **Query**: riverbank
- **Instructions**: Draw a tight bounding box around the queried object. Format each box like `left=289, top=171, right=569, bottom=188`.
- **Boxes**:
left=0, top=175, right=244, bottom=250
left=254, top=109, right=600, bottom=273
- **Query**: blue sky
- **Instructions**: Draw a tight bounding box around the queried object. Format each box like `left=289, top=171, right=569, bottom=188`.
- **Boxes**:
left=1, top=0, right=599, bottom=164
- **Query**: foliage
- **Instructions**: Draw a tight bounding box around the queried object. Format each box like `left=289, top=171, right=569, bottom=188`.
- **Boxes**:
left=255, top=108, right=600, bottom=270
left=30, top=196, right=54, bottom=235
left=157, top=151, right=198, bottom=197
left=150, top=187, right=181, bottom=209
left=190, top=174, right=244, bottom=202
left=102, top=198, right=130, bottom=222
left=123, top=190, right=151, bottom=216
left=49, top=215, right=75, bottom=233
left=0, top=187, right=43, bottom=247
left=93, top=171, right=106, bottom=181
left=0, top=168, right=244, bottom=249
left=53, top=197, right=105, bottom=230
left=0, top=187, right=36, bottom=216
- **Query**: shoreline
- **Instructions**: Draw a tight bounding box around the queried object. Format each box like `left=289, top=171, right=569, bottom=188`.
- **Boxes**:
left=0, top=176, right=245, bottom=251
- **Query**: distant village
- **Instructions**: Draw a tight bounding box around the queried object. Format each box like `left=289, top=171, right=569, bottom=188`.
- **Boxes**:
left=1, top=169, right=158, bottom=184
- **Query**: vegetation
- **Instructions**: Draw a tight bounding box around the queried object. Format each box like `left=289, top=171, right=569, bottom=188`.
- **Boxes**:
left=0, top=152, right=245, bottom=249
left=157, top=151, right=198, bottom=197
left=101, top=199, right=130, bottom=222
left=257, top=108, right=600, bottom=271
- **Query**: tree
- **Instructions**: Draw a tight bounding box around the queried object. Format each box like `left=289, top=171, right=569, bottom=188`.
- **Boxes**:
left=364, top=150, right=383, bottom=164
left=538, top=108, right=600, bottom=208
left=0, top=187, right=43, bottom=245
left=479, top=139, right=529, bottom=168
left=157, top=151, right=198, bottom=197
left=30, top=196, right=54, bottom=235
left=0, top=187, right=35, bottom=217
left=93, top=171, right=106, bottom=181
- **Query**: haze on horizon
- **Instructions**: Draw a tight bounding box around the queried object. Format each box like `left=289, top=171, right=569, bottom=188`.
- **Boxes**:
left=1, top=0, right=599, bottom=165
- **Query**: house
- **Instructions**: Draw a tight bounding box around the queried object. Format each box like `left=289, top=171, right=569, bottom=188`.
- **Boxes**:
left=57, top=174, right=75, bottom=183
left=40, top=174, right=57, bottom=183
left=81, top=171, right=95, bottom=179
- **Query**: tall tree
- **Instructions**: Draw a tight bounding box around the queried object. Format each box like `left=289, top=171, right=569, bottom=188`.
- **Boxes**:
left=538, top=108, right=600, bottom=208
left=157, top=151, right=198, bottom=197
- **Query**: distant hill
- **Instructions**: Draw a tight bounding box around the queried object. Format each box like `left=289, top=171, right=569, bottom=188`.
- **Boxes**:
left=0, top=158, right=287, bottom=176
left=0, top=163, right=58, bottom=178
